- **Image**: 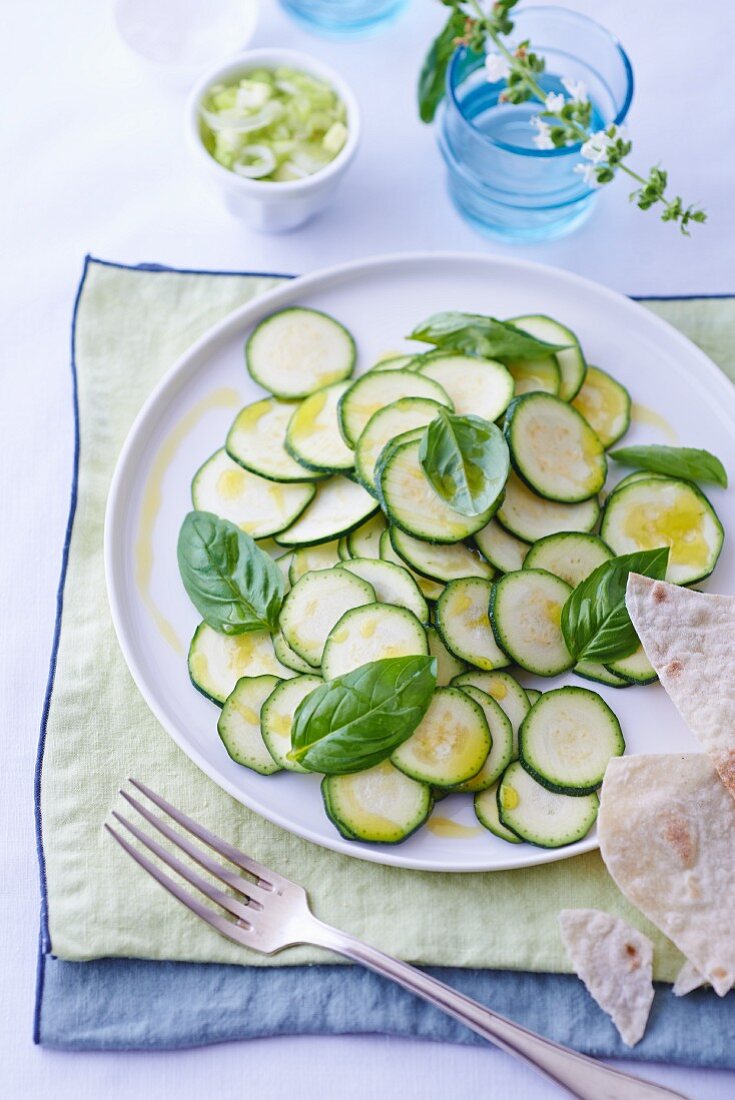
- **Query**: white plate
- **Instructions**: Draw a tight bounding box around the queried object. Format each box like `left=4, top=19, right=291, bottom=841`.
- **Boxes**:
left=105, top=252, right=735, bottom=873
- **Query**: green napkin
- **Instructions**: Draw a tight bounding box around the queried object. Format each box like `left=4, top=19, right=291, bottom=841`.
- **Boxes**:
left=40, top=259, right=735, bottom=979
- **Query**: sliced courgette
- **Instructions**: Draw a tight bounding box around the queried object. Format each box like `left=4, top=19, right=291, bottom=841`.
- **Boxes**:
left=391, top=688, right=490, bottom=787
left=288, top=539, right=343, bottom=584
left=574, top=661, right=630, bottom=689
left=340, top=557, right=428, bottom=622
left=427, top=625, right=467, bottom=685
left=523, top=532, right=613, bottom=588
left=452, top=669, right=530, bottom=756
left=390, top=528, right=494, bottom=583
left=226, top=398, right=317, bottom=483
left=192, top=448, right=315, bottom=539
left=246, top=307, right=355, bottom=399
left=509, top=315, right=586, bottom=402
left=354, top=397, right=446, bottom=494
left=473, top=519, right=529, bottom=573
left=370, top=353, right=417, bottom=372
left=474, top=781, right=522, bottom=843
left=490, top=570, right=574, bottom=676
left=188, top=623, right=291, bottom=706
left=505, top=393, right=606, bottom=503
left=506, top=357, right=561, bottom=396
left=260, top=674, right=323, bottom=772
left=518, top=686, right=625, bottom=795
left=525, top=688, right=542, bottom=705
left=497, top=761, right=598, bottom=848
left=322, top=761, right=432, bottom=844
left=449, top=685, right=514, bottom=792
left=273, top=631, right=314, bottom=675
left=605, top=644, right=657, bottom=685
left=571, top=365, right=631, bottom=447
left=600, top=476, right=724, bottom=585
left=497, top=471, right=600, bottom=543
left=418, top=354, right=514, bottom=422
left=217, top=675, right=282, bottom=774
left=346, top=512, right=388, bottom=559
left=274, top=476, right=379, bottom=547
left=379, top=529, right=445, bottom=601
left=436, top=578, right=510, bottom=671
left=322, top=602, right=428, bottom=680
left=279, top=568, right=375, bottom=667
left=285, top=381, right=355, bottom=473
left=338, top=369, right=452, bottom=447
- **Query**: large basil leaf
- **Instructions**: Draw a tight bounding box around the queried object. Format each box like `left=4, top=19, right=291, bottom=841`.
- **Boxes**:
left=417, top=8, right=467, bottom=123
left=610, top=444, right=728, bottom=489
left=561, top=547, right=669, bottom=663
left=290, top=655, right=437, bottom=774
left=409, top=311, right=567, bottom=361
left=177, top=511, right=284, bottom=635
left=419, top=409, right=509, bottom=517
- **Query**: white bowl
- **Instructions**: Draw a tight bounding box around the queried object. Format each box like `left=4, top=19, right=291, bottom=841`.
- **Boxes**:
left=186, top=48, right=361, bottom=232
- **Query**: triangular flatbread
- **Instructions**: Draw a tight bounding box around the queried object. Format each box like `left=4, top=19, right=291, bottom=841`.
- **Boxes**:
left=672, top=960, right=707, bottom=997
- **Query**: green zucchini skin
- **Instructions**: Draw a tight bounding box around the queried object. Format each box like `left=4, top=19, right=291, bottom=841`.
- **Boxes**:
left=489, top=570, right=574, bottom=677
left=497, top=761, right=599, bottom=848
left=321, top=766, right=433, bottom=844
left=246, top=307, right=356, bottom=399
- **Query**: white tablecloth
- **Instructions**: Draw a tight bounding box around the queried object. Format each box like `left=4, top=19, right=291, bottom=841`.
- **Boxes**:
left=2, top=1, right=733, bottom=1096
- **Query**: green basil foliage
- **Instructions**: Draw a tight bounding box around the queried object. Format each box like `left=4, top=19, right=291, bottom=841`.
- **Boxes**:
left=419, top=409, right=509, bottom=517
left=561, top=547, right=669, bottom=664
left=290, top=655, right=437, bottom=774
left=177, top=511, right=284, bottom=635
left=418, top=7, right=467, bottom=123
left=409, top=311, right=568, bottom=361
left=610, top=444, right=728, bottom=489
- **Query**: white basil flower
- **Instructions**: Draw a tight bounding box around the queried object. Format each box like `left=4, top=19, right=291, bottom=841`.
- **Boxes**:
left=531, top=116, right=555, bottom=150
left=581, top=130, right=608, bottom=163
left=574, top=162, right=599, bottom=187
left=484, top=52, right=511, bottom=83
left=561, top=76, right=588, bottom=103
left=544, top=92, right=565, bottom=113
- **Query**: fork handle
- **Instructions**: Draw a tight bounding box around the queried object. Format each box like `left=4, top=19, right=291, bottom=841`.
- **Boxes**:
left=308, top=920, right=689, bottom=1100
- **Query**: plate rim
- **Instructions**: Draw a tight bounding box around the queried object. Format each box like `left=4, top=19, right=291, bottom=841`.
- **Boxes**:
left=104, top=250, right=734, bottom=873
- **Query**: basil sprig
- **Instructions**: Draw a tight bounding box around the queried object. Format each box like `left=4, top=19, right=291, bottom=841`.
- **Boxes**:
left=290, top=655, right=437, bottom=774
left=177, top=511, right=285, bottom=635
left=610, top=444, right=728, bottom=489
left=418, top=8, right=467, bottom=123
left=561, top=547, right=669, bottom=664
left=409, top=311, right=568, bottom=362
left=419, top=409, right=509, bottom=517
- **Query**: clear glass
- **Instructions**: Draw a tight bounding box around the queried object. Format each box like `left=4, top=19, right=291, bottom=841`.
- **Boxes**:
left=279, top=0, right=409, bottom=36
left=438, top=6, right=634, bottom=242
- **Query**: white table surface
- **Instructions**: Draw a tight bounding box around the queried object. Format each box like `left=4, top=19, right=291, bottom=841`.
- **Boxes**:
left=2, top=1, right=733, bottom=1097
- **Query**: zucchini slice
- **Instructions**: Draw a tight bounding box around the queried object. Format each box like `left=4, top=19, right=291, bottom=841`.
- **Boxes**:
left=217, top=675, right=282, bottom=774
left=192, top=448, right=315, bottom=539
left=379, top=438, right=500, bottom=544
left=509, top=315, right=587, bottom=402
left=370, top=353, right=417, bottom=372
left=188, top=623, right=291, bottom=706
left=391, top=688, right=490, bottom=787
left=497, top=471, right=600, bottom=543
left=436, top=578, right=510, bottom=671
left=474, top=782, right=522, bottom=843
left=322, top=761, right=432, bottom=844
left=452, top=670, right=530, bottom=756
left=497, top=761, right=598, bottom=848
left=518, top=686, right=625, bottom=794
left=571, top=365, right=631, bottom=447
left=418, top=354, right=514, bottom=422
left=346, top=512, right=388, bottom=559
left=289, top=540, right=343, bottom=584
left=338, top=369, right=452, bottom=447
left=505, top=393, right=607, bottom=503
left=474, top=519, right=529, bottom=573
left=285, top=381, right=355, bottom=474
left=390, top=528, right=494, bottom=583
left=427, top=625, right=467, bottom=685
left=337, top=535, right=351, bottom=560
left=523, top=532, right=613, bottom=588
left=322, top=602, right=427, bottom=680
left=449, top=686, right=514, bottom=791
left=340, top=557, right=428, bottom=622
left=354, top=397, right=446, bottom=494
left=574, top=661, right=630, bottom=689
left=525, top=688, right=542, bottom=705
left=612, top=470, right=667, bottom=492
left=226, top=398, right=316, bottom=483
left=279, top=568, right=375, bottom=667
left=274, top=477, right=379, bottom=547
left=273, top=631, right=314, bottom=675
left=246, top=307, right=355, bottom=399
left=605, top=643, right=657, bottom=685
left=600, top=476, right=724, bottom=585
left=260, top=674, right=322, bottom=772
left=379, top=529, right=445, bottom=601
left=490, top=570, right=574, bottom=676
left=506, top=356, right=561, bottom=397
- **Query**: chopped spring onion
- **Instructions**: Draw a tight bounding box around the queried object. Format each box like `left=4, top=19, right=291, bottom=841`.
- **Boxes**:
left=199, top=67, right=348, bottom=184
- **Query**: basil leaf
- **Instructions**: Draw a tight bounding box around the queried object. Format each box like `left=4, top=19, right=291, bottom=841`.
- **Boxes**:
left=177, top=511, right=284, bottom=635
left=419, top=409, right=509, bottom=517
left=418, top=9, right=467, bottom=124
left=290, top=655, right=437, bottom=774
left=610, top=444, right=728, bottom=488
left=561, top=547, right=670, bottom=664
left=409, top=311, right=568, bottom=361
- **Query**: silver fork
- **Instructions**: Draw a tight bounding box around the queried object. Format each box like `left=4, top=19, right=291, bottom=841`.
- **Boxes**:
left=107, top=780, right=689, bottom=1100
